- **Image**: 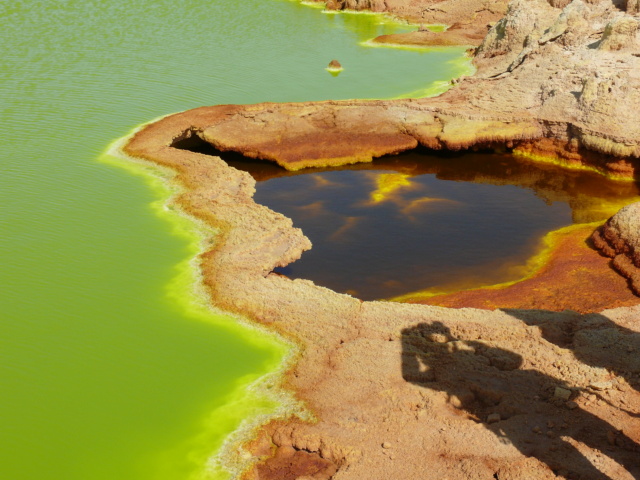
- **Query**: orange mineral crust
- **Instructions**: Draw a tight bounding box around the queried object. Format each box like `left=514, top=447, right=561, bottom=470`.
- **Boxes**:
left=413, top=225, right=640, bottom=313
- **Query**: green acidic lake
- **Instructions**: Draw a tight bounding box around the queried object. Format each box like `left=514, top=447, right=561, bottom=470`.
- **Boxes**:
left=0, top=1, right=471, bottom=479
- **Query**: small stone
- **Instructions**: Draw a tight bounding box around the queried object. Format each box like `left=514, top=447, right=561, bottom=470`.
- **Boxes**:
left=566, top=400, right=579, bottom=410
left=607, top=431, right=617, bottom=445
left=615, top=435, right=629, bottom=448
left=446, top=340, right=475, bottom=353
left=327, top=59, right=342, bottom=70
left=546, top=431, right=554, bottom=438
left=590, top=381, right=612, bottom=391
left=430, top=333, right=449, bottom=343
left=382, top=442, right=392, bottom=449
left=547, top=420, right=555, bottom=428
left=533, top=426, right=542, bottom=433
left=487, top=413, right=501, bottom=424
left=554, top=387, right=572, bottom=401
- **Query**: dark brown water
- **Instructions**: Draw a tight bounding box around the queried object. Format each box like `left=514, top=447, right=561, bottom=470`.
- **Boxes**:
left=224, top=151, right=639, bottom=300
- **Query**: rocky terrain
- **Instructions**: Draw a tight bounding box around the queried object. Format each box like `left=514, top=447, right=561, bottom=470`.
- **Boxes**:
left=594, top=203, right=640, bottom=296
left=121, top=0, right=640, bottom=478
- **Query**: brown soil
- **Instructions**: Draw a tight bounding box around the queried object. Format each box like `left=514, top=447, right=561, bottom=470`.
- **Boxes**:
left=254, top=445, right=337, bottom=480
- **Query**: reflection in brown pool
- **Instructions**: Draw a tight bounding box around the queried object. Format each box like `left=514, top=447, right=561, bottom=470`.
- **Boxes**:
left=224, top=151, right=639, bottom=301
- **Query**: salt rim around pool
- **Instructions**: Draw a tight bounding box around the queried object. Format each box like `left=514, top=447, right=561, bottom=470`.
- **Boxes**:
left=111, top=117, right=639, bottom=477
left=101, top=125, right=311, bottom=480
left=390, top=222, right=602, bottom=302
left=106, top=68, right=635, bottom=480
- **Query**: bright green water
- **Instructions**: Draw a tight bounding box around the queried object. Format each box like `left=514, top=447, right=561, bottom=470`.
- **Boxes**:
left=0, top=1, right=470, bottom=479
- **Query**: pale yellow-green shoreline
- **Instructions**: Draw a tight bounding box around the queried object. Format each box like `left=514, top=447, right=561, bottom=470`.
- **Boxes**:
left=101, top=129, right=308, bottom=480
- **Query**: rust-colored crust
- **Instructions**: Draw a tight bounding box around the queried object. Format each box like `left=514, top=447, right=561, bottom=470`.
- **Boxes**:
left=415, top=225, right=640, bottom=313
left=592, top=204, right=640, bottom=296
left=133, top=99, right=640, bottom=178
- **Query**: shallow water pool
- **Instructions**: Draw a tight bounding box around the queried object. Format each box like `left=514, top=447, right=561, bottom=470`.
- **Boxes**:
left=225, top=151, right=640, bottom=300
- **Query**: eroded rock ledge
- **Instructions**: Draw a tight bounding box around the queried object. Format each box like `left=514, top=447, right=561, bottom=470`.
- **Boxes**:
left=122, top=0, right=640, bottom=478
left=166, top=0, right=640, bottom=179
left=594, top=202, right=640, bottom=295
left=319, top=0, right=510, bottom=46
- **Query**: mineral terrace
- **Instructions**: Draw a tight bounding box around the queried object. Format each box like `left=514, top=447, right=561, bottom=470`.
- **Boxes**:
left=123, top=0, right=640, bottom=478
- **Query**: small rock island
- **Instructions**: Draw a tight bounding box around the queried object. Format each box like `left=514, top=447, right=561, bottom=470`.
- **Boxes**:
left=326, top=59, right=343, bottom=74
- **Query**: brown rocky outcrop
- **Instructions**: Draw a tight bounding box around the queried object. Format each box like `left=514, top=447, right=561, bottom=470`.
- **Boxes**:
left=327, top=59, right=342, bottom=70
left=599, top=15, right=639, bottom=51
left=593, top=202, right=640, bottom=295
left=120, top=0, right=640, bottom=478
left=325, top=0, right=386, bottom=12
left=163, top=0, right=640, bottom=178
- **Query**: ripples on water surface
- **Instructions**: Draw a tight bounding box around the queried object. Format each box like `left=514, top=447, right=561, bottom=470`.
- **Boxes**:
left=0, top=1, right=474, bottom=479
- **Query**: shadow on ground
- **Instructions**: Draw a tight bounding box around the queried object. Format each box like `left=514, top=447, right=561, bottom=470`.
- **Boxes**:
left=401, top=314, right=640, bottom=479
